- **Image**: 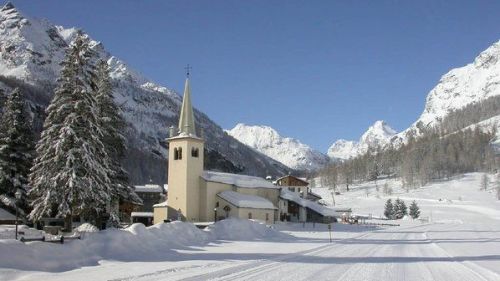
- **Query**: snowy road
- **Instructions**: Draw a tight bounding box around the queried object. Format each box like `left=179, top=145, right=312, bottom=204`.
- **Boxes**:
left=113, top=223, right=500, bottom=281
left=3, top=173, right=500, bottom=281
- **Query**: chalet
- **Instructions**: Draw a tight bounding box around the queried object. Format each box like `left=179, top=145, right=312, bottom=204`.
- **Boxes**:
left=130, top=184, right=165, bottom=226
left=279, top=189, right=351, bottom=223
left=276, top=175, right=323, bottom=202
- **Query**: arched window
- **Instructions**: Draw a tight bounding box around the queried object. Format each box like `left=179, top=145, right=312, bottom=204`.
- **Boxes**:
left=178, top=147, right=182, bottom=160
left=174, top=148, right=179, bottom=160
left=191, top=147, right=199, bottom=158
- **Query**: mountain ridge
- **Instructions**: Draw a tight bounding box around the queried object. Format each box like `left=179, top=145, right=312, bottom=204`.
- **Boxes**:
left=227, top=123, right=330, bottom=172
left=0, top=3, right=290, bottom=183
left=327, top=120, right=397, bottom=160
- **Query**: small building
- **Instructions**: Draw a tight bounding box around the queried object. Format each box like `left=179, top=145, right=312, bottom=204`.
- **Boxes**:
left=134, top=184, right=165, bottom=211
left=131, top=212, right=154, bottom=226
left=153, top=201, right=168, bottom=224
left=216, top=190, right=277, bottom=224
left=276, top=175, right=322, bottom=202
left=0, top=207, right=16, bottom=225
left=276, top=175, right=309, bottom=193
left=279, top=189, right=350, bottom=223
left=130, top=184, right=164, bottom=225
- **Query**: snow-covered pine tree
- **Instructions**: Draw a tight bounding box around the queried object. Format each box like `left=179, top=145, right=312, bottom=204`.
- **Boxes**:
left=409, top=200, right=420, bottom=219
left=393, top=198, right=408, bottom=219
left=384, top=199, right=393, bottom=219
left=94, top=60, right=141, bottom=226
left=28, top=32, right=113, bottom=230
left=0, top=88, right=34, bottom=215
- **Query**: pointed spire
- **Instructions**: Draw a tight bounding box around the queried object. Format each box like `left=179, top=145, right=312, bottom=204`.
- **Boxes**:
left=178, top=78, right=196, bottom=136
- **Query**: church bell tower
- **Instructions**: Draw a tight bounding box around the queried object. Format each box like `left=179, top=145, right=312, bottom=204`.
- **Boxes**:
left=167, top=71, right=204, bottom=222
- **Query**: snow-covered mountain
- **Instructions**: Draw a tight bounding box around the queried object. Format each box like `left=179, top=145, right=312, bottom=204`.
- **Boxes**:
left=327, top=120, right=397, bottom=160
left=329, top=40, right=500, bottom=159
left=0, top=3, right=289, bottom=183
left=399, top=40, right=500, bottom=140
left=227, top=123, right=330, bottom=171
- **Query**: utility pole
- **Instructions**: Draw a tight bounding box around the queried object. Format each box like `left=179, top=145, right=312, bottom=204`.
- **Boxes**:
left=328, top=223, right=332, bottom=243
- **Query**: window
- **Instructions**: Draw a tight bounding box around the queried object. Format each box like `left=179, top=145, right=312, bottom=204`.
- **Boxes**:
left=178, top=147, right=182, bottom=159
left=266, top=213, right=269, bottom=221
left=191, top=147, right=199, bottom=158
left=289, top=187, right=295, bottom=192
left=174, top=148, right=179, bottom=160
left=248, top=213, right=252, bottom=219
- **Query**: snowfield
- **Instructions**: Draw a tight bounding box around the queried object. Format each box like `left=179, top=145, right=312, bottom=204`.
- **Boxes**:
left=1, top=173, right=499, bottom=281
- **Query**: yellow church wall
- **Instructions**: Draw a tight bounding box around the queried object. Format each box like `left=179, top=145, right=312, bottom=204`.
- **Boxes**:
left=215, top=197, right=275, bottom=224
left=199, top=180, right=232, bottom=221
left=215, top=196, right=240, bottom=219
left=167, top=137, right=204, bottom=222
left=237, top=207, right=276, bottom=224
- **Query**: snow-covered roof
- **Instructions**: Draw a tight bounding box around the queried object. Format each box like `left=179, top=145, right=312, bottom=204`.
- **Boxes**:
left=217, top=191, right=276, bottom=210
left=276, top=175, right=309, bottom=184
left=131, top=212, right=154, bottom=217
left=308, top=191, right=323, bottom=199
left=134, top=184, right=163, bottom=193
left=280, top=189, right=349, bottom=217
left=202, top=171, right=278, bottom=189
left=0, top=208, right=15, bottom=220
left=153, top=201, right=168, bottom=208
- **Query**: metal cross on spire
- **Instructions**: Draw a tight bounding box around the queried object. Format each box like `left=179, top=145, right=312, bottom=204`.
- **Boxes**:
left=185, top=64, right=192, bottom=78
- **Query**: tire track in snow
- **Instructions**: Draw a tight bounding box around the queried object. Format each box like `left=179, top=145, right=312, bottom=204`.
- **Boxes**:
left=180, top=231, right=377, bottom=281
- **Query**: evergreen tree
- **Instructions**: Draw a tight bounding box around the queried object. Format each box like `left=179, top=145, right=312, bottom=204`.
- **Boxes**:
left=393, top=198, right=408, bottom=219
left=94, top=60, right=141, bottom=226
left=0, top=88, right=34, bottom=215
left=384, top=199, right=394, bottom=219
left=409, top=200, right=420, bottom=219
left=28, top=33, right=113, bottom=229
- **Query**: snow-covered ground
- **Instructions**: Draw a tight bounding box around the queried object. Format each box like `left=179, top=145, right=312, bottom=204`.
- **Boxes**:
left=1, top=173, right=499, bottom=281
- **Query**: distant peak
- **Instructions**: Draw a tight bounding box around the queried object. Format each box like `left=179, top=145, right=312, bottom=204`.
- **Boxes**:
left=366, top=120, right=397, bottom=135
left=0, top=1, right=28, bottom=26
left=2, top=2, right=15, bottom=11
left=232, top=123, right=274, bottom=132
left=0, top=2, right=21, bottom=17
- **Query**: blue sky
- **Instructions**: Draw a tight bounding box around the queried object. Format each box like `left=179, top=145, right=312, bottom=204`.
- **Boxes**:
left=13, top=0, right=500, bottom=152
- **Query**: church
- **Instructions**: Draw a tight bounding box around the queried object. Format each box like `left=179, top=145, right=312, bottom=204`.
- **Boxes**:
left=153, top=75, right=346, bottom=225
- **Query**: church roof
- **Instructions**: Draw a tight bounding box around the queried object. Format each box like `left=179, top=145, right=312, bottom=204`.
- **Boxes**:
left=178, top=78, right=197, bottom=136
left=217, top=191, right=276, bottom=209
left=201, top=171, right=278, bottom=189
